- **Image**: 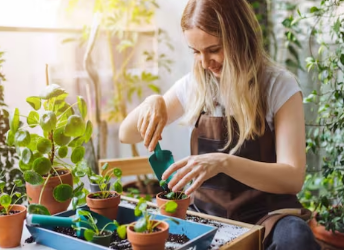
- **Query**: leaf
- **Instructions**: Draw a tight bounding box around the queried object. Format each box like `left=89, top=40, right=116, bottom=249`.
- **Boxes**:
left=340, top=54, right=344, bottom=66
left=10, top=108, right=20, bottom=133
left=32, top=157, right=52, bottom=175
left=27, top=111, right=39, bottom=128
left=37, top=138, right=52, bottom=154
left=58, top=146, right=68, bottom=158
left=53, top=127, right=71, bottom=146
left=28, top=204, right=50, bottom=215
left=113, top=181, right=122, bottom=194
left=13, top=179, right=23, bottom=187
left=40, top=111, right=57, bottom=132
left=84, top=121, right=93, bottom=143
left=53, top=184, right=73, bottom=202
left=165, top=200, right=178, bottom=213
left=102, top=163, right=109, bottom=171
left=14, top=130, right=31, bottom=147
left=117, top=225, right=127, bottom=239
left=24, top=170, right=44, bottom=185
left=84, top=229, right=95, bottom=241
left=5, top=130, right=14, bottom=146
left=39, top=84, right=67, bottom=100
left=19, top=160, right=31, bottom=171
left=333, top=18, right=341, bottom=33
left=22, top=148, right=33, bottom=165
left=166, top=192, right=175, bottom=199
left=71, top=146, right=85, bottom=164
left=64, top=115, right=85, bottom=137
left=68, top=136, right=84, bottom=147
left=26, top=96, right=41, bottom=110
left=310, top=6, right=319, bottom=13
left=113, top=168, right=122, bottom=178
left=0, top=181, right=5, bottom=190
left=159, top=180, right=167, bottom=187
left=134, top=217, right=147, bottom=233
left=0, top=194, right=11, bottom=207
left=148, top=84, right=160, bottom=93
left=77, top=96, right=87, bottom=119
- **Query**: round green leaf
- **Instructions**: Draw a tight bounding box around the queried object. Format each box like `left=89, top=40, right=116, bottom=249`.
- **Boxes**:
left=84, top=121, right=93, bottom=143
left=0, top=194, right=11, bottom=207
left=22, top=148, right=33, bottom=165
left=10, top=108, right=20, bottom=133
left=64, top=115, right=85, bottom=137
left=117, top=225, right=127, bottom=239
left=68, top=136, right=84, bottom=147
left=77, top=96, right=87, bottom=119
left=53, top=127, right=71, bottom=146
left=71, top=146, right=85, bottom=164
left=23, top=170, right=44, bottom=185
left=0, top=181, right=5, bottom=190
left=5, top=130, right=14, bottom=146
left=113, top=181, right=122, bottom=194
left=28, top=204, right=50, bottom=215
left=134, top=217, right=147, bottom=233
left=13, top=179, right=23, bottom=188
left=84, top=229, right=95, bottom=241
left=58, top=146, right=68, bottom=158
left=53, top=184, right=73, bottom=202
left=39, top=84, right=67, bottom=100
left=33, top=157, right=52, bottom=175
left=26, top=96, right=41, bottom=110
left=37, top=138, right=52, bottom=154
left=19, top=160, right=31, bottom=171
left=15, top=130, right=31, bottom=147
left=27, top=134, right=43, bottom=152
left=40, top=111, right=57, bottom=132
left=32, top=151, right=43, bottom=161
left=164, top=200, right=178, bottom=213
left=27, top=111, right=39, bottom=128
left=113, top=168, right=122, bottom=178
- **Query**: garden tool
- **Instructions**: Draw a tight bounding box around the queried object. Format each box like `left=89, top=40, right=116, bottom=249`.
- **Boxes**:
left=148, top=142, right=176, bottom=190
left=26, top=208, right=116, bottom=238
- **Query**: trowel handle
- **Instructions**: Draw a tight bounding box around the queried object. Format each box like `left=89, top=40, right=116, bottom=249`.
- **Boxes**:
left=27, top=214, right=74, bottom=227
left=154, top=142, right=164, bottom=160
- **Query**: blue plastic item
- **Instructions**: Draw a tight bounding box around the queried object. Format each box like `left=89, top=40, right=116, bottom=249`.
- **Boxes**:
left=26, top=205, right=217, bottom=250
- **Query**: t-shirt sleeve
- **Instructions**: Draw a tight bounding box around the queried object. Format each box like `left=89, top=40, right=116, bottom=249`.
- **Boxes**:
left=173, top=73, right=192, bottom=110
left=269, top=70, right=302, bottom=116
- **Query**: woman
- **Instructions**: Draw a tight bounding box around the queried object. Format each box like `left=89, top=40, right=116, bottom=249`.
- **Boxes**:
left=119, top=0, right=320, bottom=249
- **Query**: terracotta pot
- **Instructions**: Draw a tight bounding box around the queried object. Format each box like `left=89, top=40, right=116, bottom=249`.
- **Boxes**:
left=156, top=191, right=190, bottom=219
left=86, top=191, right=120, bottom=220
left=122, top=180, right=163, bottom=198
left=26, top=170, right=73, bottom=215
left=0, top=205, right=27, bottom=248
left=127, top=220, right=169, bottom=250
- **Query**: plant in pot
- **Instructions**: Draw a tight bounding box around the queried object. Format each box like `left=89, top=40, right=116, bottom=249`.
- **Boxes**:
left=0, top=178, right=27, bottom=248
left=156, top=180, right=190, bottom=219
left=116, top=197, right=179, bottom=250
left=86, top=163, right=123, bottom=220
left=72, top=209, right=118, bottom=247
left=6, top=83, right=93, bottom=215
left=292, top=0, right=344, bottom=248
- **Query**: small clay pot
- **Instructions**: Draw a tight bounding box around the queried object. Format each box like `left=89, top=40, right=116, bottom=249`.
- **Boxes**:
left=86, top=191, right=120, bottom=220
left=26, top=170, right=73, bottom=215
left=127, top=220, right=169, bottom=250
left=91, top=230, right=112, bottom=247
left=0, top=205, right=27, bottom=248
left=309, top=214, right=344, bottom=248
left=156, top=191, right=190, bottom=219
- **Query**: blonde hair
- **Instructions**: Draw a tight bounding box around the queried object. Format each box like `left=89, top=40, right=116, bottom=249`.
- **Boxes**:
left=181, top=0, right=271, bottom=154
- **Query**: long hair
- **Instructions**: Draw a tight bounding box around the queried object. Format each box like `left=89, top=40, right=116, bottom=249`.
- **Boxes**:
left=181, top=0, right=270, bottom=154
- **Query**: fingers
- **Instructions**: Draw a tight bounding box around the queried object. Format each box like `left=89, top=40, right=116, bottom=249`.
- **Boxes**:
left=162, top=157, right=188, bottom=181
left=185, top=173, right=205, bottom=195
left=170, top=168, right=199, bottom=192
left=148, top=122, right=165, bottom=151
left=143, top=117, right=158, bottom=148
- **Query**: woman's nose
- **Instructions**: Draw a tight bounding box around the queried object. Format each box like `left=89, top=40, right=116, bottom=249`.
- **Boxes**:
left=200, top=54, right=211, bottom=69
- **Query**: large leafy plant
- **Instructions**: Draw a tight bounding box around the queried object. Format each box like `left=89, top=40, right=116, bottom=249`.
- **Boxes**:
left=289, top=0, right=344, bottom=233
left=6, top=84, right=93, bottom=214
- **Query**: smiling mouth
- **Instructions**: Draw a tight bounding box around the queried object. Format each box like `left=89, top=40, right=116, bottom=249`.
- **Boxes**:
left=209, top=66, right=222, bottom=74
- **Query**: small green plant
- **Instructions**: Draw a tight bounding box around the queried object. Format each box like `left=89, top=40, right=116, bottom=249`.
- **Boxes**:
left=159, top=180, right=188, bottom=200
left=116, top=198, right=179, bottom=239
left=0, top=178, right=26, bottom=215
left=125, top=187, right=152, bottom=202
left=72, top=210, right=117, bottom=241
left=89, top=163, right=123, bottom=199
left=6, top=84, right=93, bottom=214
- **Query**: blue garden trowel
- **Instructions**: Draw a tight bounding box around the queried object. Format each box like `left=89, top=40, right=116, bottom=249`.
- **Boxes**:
left=148, top=142, right=176, bottom=190
left=26, top=208, right=117, bottom=238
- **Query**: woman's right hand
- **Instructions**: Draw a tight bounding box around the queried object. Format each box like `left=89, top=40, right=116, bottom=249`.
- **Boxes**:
left=137, top=95, right=167, bottom=151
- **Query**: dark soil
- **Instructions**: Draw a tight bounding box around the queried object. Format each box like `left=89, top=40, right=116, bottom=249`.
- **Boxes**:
left=25, top=236, right=35, bottom=244
left=89, top=193, right=118, bottom=199
left=43, top=170, right=68, bottom=177
left=0, top=210, right=20, bottom=216
left=158, top=191, right=187, bottom=200
left=186, top=214, right=223, bottom=228
left=54, top=226, right=78, bottom=237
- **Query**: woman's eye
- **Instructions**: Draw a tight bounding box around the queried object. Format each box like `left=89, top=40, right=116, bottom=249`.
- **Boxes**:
left=209, top=49, right=220, bottom=53
left=192, top=50, right=200, bottom=54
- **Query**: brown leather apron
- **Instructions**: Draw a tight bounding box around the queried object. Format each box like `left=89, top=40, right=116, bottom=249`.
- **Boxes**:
left=190, top=112, right=311, bottom=248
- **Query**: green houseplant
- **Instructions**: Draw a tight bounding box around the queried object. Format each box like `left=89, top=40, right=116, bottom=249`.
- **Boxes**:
left=6, top=83, right=93, bottom=215
left=0, top=178, right=27, bottom=248
left=289, top=0, right=344, bottom=248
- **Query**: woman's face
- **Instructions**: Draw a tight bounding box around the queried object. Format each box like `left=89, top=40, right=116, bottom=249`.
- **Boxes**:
left=185, top=28, right=224, bottom=78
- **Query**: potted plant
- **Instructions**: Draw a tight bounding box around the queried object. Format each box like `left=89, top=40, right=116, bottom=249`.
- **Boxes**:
left=72, top=209, right=118, bottom=247
left=0, top=178, right=27, bottom=248
left=116, top=198, right=179, bottom=250
left=86, top=163, right=122, bottom=220
left=6, top=83, right=93, bottom=215
left=156, top=180, right=190, bottom=219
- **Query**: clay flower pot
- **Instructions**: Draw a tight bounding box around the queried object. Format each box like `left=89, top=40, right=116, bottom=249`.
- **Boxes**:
left=0, top=205, right=27, bottom=248
left=309, top=215, right=344, bottom=248
left=86, top=191, right=120, bottom=220
left=156, top=191, right=190, bottom=219
left=127, top=220, right=169, bottom=250
left=26, top=170, right=73, bottom=215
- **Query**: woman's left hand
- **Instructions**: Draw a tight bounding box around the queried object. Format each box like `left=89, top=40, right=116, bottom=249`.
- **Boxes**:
left=161, top=153, right=229, bottom=195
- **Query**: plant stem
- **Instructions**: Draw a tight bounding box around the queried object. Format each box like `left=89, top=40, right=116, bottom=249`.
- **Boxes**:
left=39, top=174, right=52, bottom=205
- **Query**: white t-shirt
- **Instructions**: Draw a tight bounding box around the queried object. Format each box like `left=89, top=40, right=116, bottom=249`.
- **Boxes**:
left=174, top=67, right=302, bottom=131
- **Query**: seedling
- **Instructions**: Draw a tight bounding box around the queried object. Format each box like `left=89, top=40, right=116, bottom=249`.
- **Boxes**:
left=116, top=198, right=179, bottom=239
left=89, top=163, right=123, bottom=199
left=126, top=187, right=152, bottom=201
left=0, top=179, right=26, bottom=215
left=159, top=180, right=188, bottom=200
